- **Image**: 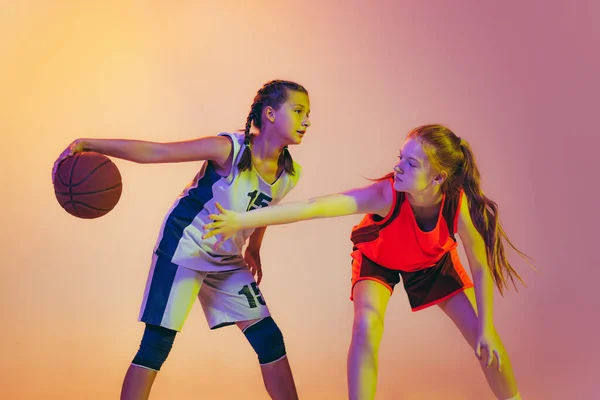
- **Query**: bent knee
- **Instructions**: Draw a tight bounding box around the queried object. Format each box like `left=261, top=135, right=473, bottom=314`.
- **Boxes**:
left=243, top=317, right=287, bottom=365
left=352, top=311, right=385, bottom=345
left=132, top=324, right=177, bottom=371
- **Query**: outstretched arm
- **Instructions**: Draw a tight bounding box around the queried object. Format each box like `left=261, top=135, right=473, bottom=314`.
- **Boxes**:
left=80, top=136, right=232, bottom=164
left=52, top=135, right=232, bottom=182
left=203, top=179, right=393, bottom=246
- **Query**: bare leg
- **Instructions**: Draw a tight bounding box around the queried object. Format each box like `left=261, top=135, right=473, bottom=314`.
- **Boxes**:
left=347, top=280, right=392, bottom=400
left=438, top=288, right=521, bottom=399
left=120, top=364, right=157, bottom=400
left=237, top=319, right=298, bottom=400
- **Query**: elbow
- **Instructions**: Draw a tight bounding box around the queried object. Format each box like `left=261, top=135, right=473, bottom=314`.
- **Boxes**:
left=129, top=155, right=153, bottom=164
left=471, top=265, right=493, bottom=286
left=136, top=143, right=164, bottom=164
left=471, top=267, right=486, bottom=281
left=305, top=198, right=332, bottom=220
left=470, top=260, right=487, bottom=274
left=134, top=157, right=155, bottom=164
left=303, top=198, right=319, bottom=219
left=304, top=196, right=353, bottom=220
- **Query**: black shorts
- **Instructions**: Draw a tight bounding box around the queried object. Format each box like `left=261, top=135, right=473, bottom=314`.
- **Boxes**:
left=350, top=249, right=474, bottom=311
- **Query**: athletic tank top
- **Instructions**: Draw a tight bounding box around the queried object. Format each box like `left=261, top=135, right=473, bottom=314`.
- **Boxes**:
left=154, top=132, right=302, bottom=272
left=350, top=179, right=462, bottom=272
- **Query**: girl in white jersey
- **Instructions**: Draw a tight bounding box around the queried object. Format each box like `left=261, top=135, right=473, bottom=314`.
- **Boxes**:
left=52, top=80, right=311, bottom=400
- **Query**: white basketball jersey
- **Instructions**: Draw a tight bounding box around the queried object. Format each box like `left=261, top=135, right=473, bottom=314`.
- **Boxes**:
left=153, top=132, right=301, bottom=272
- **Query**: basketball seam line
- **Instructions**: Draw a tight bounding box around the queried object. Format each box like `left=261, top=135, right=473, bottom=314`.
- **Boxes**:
left=61, top=201, right=114, bottom=212
left=69, top=159, right=112, bottom=187
left=69, top=154, right=80, bottom=217
left=54, top=182, right=122, bottom=196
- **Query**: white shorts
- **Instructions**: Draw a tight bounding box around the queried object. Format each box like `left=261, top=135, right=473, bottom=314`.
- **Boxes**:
left=138, top=253, right=271, bottom=331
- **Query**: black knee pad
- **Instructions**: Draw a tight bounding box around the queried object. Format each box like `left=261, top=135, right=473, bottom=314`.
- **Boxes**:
left=131, top=324, right=177, bottom=371
left=243, top=317, right=287, bottom=365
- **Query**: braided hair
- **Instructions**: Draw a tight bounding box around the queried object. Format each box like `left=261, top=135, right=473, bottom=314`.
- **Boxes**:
left=237, top=80, right=308, bottom=175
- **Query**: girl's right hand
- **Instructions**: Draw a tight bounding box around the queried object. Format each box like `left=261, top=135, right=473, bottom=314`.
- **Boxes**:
left=52, top=139, right=86, bottom=183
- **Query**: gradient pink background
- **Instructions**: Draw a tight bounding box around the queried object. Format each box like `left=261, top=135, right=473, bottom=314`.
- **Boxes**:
left=2, top=1, right=598, bottom=399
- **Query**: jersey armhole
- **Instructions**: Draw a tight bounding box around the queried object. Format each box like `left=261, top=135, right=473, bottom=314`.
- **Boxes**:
left=372, top=178, right=399, bottom=225
left=216, top=132, right=242, bottom=182
left=287, top=161, right=302, bottom=191
left=292, top=161, right=302, bottom=179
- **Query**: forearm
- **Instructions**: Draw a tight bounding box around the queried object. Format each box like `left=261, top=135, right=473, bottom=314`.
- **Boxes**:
left=246, top=227, right=267, bottom=251
left=82, top=138, right=161, bottom=163
left=472, top=267, right=495, bottom=329
left=238, top=195, right=358, bottom=230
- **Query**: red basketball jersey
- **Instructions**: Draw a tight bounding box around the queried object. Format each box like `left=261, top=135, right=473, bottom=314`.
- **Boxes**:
left=350, top=179, right=463, bottom=272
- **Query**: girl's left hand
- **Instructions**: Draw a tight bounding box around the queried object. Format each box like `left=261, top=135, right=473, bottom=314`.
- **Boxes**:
left=203, top=203, right=242, bottom=250
left=244, top=247, right=263, bottom=285
left=475, top=326, right=503, bottom=371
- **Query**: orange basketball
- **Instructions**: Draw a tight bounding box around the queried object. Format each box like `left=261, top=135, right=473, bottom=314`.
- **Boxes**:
left=53, top=152, right=122, bottom=219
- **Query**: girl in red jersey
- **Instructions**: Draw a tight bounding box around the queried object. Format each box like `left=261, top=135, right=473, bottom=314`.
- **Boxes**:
left=203, top=124, right=530, bottom=400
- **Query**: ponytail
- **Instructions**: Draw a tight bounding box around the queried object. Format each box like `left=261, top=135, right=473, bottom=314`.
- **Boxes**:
left=237, top=112, right=295, bottom=175
left=459, top=140, right=533, bottom=294
left=237, top=111, right=254, bottom=172
left=278, top=146, right=295, bottom=175
left=238, top=80, right=305, bottom=175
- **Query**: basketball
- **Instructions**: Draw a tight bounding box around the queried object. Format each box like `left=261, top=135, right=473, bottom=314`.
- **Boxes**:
left=53, top=152, right=123, bottom=219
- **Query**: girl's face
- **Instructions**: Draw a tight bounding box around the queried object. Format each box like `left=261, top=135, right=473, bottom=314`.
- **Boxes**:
left=392, top=137, right=442, bottom=192
left=270, top=90, right=311, bottom=145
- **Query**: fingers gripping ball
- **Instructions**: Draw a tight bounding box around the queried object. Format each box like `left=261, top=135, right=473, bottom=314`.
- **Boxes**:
left=53, top=152, right=122, bottom=219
